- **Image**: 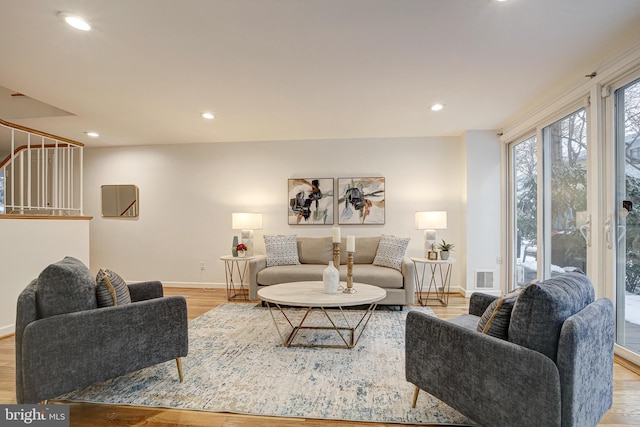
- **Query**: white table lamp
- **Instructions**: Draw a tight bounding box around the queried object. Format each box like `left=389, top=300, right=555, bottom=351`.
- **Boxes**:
left=232, top=212, right=263, bottom=255
left=415, top=211, right=447, bottom=256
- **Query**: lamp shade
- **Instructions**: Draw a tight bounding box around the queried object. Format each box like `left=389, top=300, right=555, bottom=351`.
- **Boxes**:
left=415, top=211, right=447, bottom=230
left=232, top=212, right=263, bottom=230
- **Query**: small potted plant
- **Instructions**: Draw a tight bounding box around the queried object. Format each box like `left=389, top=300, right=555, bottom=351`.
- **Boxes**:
left=234, top=243, right=249, bottom=257
left=436, top=239, right=455, bottom=260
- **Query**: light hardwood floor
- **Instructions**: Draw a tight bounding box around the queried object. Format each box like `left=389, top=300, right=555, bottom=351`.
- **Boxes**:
left=2, top=288, right=640, bottom=426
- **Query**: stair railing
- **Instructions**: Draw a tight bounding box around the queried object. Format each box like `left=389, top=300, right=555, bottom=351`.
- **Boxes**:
left=0, top=119, right=84, bottom=216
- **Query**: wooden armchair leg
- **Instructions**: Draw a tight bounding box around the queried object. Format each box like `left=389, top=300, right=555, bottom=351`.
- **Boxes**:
left=176, top=358, right=184, bottom=382
left=412, top=386, right=420, bottom=408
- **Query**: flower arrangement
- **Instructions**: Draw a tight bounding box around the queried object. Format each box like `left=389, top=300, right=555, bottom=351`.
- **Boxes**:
left=235, top=243, right=249, bottom=252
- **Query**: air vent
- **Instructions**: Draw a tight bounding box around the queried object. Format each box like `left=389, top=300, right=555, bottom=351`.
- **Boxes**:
left=475, top=270, right=495, bottom=289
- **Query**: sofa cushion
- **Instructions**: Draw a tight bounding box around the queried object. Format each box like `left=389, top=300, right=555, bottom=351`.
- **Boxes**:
left=339, top=264, right=404, bottom=289
left=298, top=237, right=333, bottom=264
left=257, top=263, right=405, bottom=290
left=96, top=268, right=132, bottom=307
left=264, top=235, right=300, bottom=267
left=476, top=288, right=521, bottom=340
left=508, top=271, right=595, bottom=361
left=373, top=234, right=410, bottom=271
left=36, top=256, right=97, bottom=318
left=257, top=264, right=326, bottom=285
left=340, top=236, right=380, bottom=265
left=449, top=314, right=481, bottom=331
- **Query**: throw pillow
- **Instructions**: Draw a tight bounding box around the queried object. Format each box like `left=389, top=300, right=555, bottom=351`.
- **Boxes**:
left=372, top=234, right=410, bottom=271
left=36, top=256, right=97, bottom=318
left=264, top=235, right=301, bottom=267
left=476, top=288, right=522, bottom=340
left=297, top=237, right=333, bottom=264
left=96, top=268, right=132, bottom=307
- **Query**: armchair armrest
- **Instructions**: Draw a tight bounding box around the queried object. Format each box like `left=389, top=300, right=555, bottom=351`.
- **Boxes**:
left=248, top=255, right=267, bottom=300
left=18, top=296, right=188, bottom=404
left=469, top=292, right=499, bottom=316
left=127, top=280, right=164, bottom=301
left=406, top=311, right=561, bottom=427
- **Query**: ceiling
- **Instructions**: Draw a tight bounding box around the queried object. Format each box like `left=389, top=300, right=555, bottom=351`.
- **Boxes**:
left=1, top=0, right=640, bottom=148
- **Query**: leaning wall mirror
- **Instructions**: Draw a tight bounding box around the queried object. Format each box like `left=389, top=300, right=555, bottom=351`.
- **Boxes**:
left=101, top=185, right=139, bottom=217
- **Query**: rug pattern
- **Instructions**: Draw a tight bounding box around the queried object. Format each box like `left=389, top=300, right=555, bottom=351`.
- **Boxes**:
left=59, top=303, right=474, bottom=425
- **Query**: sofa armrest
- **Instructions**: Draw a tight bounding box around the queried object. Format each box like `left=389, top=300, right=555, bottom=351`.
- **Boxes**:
left=401, top=257, right=416, bottom=304
left=17, top=296, right=188, bottom=404
left=406, top=311, right=561, bottom=427
left=469, top=292, right=499, bottom=316
left=248, top=255, right=267, bottom=300
left=128, top=280, right=164, bottom=301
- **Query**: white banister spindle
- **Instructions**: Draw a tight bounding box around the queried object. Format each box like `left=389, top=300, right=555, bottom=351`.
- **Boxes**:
left=10, top=129, right=14, bottom=213
left=79, top=147, right=83, bottom=215
left=27, top=133, right=32, bottom=210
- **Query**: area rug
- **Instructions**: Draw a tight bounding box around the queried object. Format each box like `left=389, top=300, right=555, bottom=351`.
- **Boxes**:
left=59, top=303, right=474, bottom=425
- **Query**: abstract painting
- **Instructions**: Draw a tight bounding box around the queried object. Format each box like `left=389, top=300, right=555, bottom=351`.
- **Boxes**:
left=338, top=177, right=385, bottom=224
left=288, top=178, right=334, bottom=225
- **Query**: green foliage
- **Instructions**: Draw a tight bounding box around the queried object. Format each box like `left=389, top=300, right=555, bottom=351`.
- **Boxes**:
left=436, top=239, right=455, bottom=251
left=626, top=255, right=640, bottom=294
left=625, top=175, right=640, bottom=293
left=516, top=173, right=537, bottom=242
left=550, top=162, right=587, bottom=231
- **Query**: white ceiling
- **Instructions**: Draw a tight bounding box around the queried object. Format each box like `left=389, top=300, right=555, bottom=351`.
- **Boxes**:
left=1, top=0, right=640, bottom=148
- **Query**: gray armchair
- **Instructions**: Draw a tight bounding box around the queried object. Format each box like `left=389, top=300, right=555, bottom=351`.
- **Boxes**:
left=406, top=272, right=614, bottom=427
left=16, top=257, right=188, bottom=404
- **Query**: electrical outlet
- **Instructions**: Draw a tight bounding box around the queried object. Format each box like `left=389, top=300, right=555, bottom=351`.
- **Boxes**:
left=496, top=256, right=502, bottom=264
left=200, top=262, right=205, bottom=271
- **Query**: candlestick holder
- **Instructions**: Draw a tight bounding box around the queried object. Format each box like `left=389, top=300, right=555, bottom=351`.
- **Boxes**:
left=333, top=242, right=341, bottom=270
left=344, top=251, right=356, bottom=293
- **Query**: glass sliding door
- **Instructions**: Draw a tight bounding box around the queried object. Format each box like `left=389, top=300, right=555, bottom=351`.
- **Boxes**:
left=614, top=78, right=640, bottom=355
left=543, top=109, right=588, bottom=277
left=511, top=136, right=538, bottom=288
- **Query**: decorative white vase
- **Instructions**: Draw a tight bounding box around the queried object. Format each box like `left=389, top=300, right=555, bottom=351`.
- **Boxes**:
left=440, top=251, right=450, bottom=260
left=323, top=261, right=340, bottom=294
left=238, top=251, right=246, bottom=258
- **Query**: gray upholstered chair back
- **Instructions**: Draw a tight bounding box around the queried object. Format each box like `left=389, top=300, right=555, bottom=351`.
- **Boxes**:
left=405, top=271, right=614, bottom=427
left=15, top=258, right=188, bottom=404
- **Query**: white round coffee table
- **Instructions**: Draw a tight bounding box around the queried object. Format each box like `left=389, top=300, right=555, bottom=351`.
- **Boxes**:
left=258, top=281, right=386, bottom=349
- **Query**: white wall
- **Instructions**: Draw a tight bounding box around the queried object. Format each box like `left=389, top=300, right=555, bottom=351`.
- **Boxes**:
left=84, top=137, right=479, bottom=292
left=463, top=131, right=503, bottom=296
left=0, top=218, right=90, bottom=334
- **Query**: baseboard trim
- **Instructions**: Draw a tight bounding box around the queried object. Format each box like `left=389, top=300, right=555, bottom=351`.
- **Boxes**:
left=462, top=289, right=501, bottom=298
left=0, top=324, right=15, bottom=338
left=615, top=353, right=640, bottom=377
left=161, top=282, right=226, bottom=289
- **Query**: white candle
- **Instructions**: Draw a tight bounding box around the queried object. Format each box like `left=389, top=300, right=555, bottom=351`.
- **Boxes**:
left=332, top=227, right=341, bottom=243
left=347, top=235, right=355, bottom=252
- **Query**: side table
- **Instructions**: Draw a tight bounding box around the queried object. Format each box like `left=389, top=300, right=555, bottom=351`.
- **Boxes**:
left=410, top=257, right=456, bottom=306
left=220, top=255, right=256, bottom=301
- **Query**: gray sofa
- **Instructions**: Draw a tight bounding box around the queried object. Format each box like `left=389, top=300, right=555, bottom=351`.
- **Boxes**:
left=16, top=257, right=188, bottom=404
left=405, top=271, right=614, bottom=427
left=248, top=236, right=415, bottom=306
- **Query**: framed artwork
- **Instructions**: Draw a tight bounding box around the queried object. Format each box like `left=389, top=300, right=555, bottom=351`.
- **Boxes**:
left=338, top=177, right=385, bottom=225
left=288, top=178, right=334, bottom=225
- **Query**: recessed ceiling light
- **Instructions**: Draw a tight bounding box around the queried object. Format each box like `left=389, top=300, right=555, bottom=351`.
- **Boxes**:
left=430, top=103, right=444, bottom=112
left=58, top=12, right=91, bottom=31
left=85, top=131, right=99, bottom=138
left=201, top=112, right=215, bottom=120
